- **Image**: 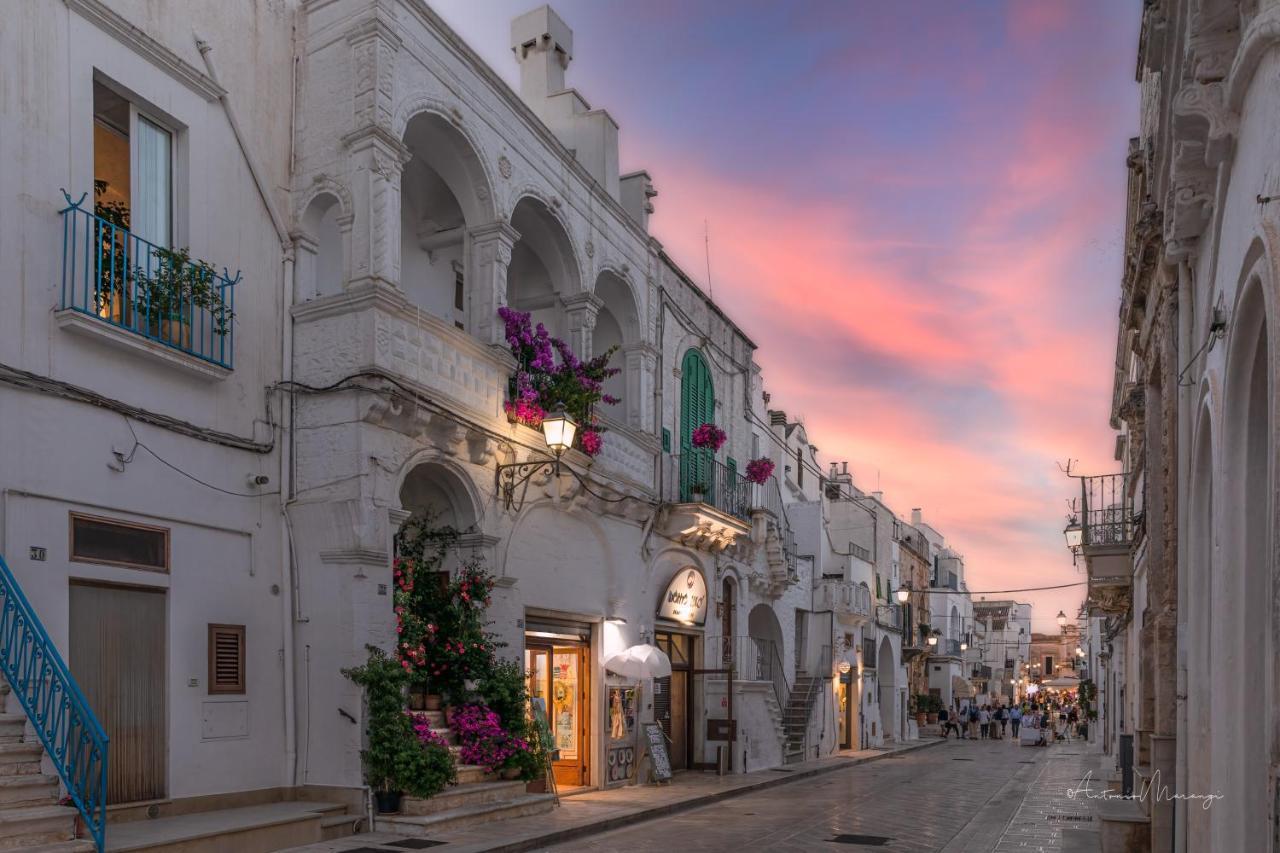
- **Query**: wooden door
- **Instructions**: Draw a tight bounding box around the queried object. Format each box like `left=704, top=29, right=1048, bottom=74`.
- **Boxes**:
left=70, top=582, right=166, bottom=804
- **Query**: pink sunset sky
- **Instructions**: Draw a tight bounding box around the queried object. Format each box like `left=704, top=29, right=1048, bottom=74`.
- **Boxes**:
left=432, top=1, right=1140, bottom=633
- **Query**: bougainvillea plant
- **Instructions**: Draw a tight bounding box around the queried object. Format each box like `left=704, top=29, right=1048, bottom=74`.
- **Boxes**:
left=744, top=457, right=776, bottom=485
left=449, top=703, right=531, bottom=773
left=498, top=307, right=619, bottom=452
left=392, top=517, right=499, bottom=704
left=691, top=422, right=727, bottom=451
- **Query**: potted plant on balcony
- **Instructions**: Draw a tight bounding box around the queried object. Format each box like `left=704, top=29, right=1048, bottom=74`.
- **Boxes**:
left=132, top=245, right=233, bottom=349
left=688, top=481, right=709, bottom=503
left=691, top=422, right=727, bottom=452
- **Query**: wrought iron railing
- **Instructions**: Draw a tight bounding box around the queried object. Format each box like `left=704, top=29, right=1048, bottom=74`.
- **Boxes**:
left=1079, top=472, right=1135, bottom=548
left=58, top=190, right=238, bottom=369
left=663, top=453, right=751, bottom=521
left=875, top=603, right=903, bottom=633
left=939, top=638, right=962, bottom=657
left=723, top=636, right=790, bottom=713
left=0, top=555, right=108, bottom=851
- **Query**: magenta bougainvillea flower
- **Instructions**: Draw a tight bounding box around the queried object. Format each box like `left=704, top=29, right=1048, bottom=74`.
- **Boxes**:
left=691, top=422, right=727, bottom=451
left=579, top=428, right=603, bottom=456
left=744, top=457, right=775, bottom=485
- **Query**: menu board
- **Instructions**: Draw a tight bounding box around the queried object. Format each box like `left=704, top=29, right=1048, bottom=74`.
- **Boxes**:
left=642, top=721, right=672, bottom=783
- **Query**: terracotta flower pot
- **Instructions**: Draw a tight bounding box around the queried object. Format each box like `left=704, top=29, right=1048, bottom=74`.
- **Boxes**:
left=408, top=690, right=426, bottom=711
left=916, top=713, right=928, bottom=727
left=425, top=694, right=443, bottom=712
left=927, top=713, right=939, bottom=724
left=500, top=767, right=522, bottom=780
left=525, top=777, right=547, bottom=794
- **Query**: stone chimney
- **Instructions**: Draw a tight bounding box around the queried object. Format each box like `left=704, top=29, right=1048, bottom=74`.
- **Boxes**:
left=511, top=5, right=623, bottom=200
left=911, top=508, right=922, bottom=526
left=619, top=170, right=657, bottom=231
left=511, top=5, right=573, bottom=105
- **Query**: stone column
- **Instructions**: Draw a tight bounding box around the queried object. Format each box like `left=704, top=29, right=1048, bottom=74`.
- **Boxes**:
left=562, top=292, right=603, bottom=359
left=622, top=342, right=658, bottom=432
left=468, top=221, right=520, bottom=346
left=346, top=127, right=410, bottom=291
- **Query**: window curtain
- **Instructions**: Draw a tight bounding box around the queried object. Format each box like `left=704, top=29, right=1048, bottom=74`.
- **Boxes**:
left=133, top=116, right=171, bottom=248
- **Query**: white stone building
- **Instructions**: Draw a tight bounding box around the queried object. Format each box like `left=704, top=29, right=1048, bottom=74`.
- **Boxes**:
left=1079, top=2, right=1280, bottom=851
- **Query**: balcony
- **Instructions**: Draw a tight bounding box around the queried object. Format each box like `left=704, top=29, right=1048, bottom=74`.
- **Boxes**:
left=933, top=638, right=962, bottom=658
left=658, top=452, right=752, bottom=551
left=57, top=191, right=237, bottom=374
left=1077, top=473, right=1136, bottom=615
left=817, top=578, right=872, bottom=625
left=875, top=603, right=904, bottom=634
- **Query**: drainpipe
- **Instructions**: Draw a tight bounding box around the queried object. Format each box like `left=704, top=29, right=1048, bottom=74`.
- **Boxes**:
left=195, top=33, right=299, bottom=789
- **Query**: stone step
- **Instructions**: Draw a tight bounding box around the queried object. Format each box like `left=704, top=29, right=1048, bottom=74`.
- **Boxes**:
left=318, top=812, right=362, bottom=841
left=0, top=773, right=59, bottom=807
left=399, top=780, right=526, bottom=817
left=9, top=842, right=95, bottom=853
left=455, top=764, right=497, bottom=785
left=0, top=804, right=78, bottom=850
left=102, top=800, right=347, bottom=852
left=412, top=710, right=446, bottom=727
left=0, top=744, right=43, bottom=776
left=378, top=792, right=554, bottom=837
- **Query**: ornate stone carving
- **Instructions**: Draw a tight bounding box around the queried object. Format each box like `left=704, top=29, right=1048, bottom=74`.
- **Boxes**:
left=498, top=155, right=513, bottom=179
left=1163, top=141, right=1214, bottom=258
left=585, top=240, right=595, bottom=259
left=1172, top=81, right=1238, bottom=164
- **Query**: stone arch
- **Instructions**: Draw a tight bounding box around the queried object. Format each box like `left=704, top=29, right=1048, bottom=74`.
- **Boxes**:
left=592, top=268, right=640, bottom=416
left=399, top=105, right=496, bottom=328
left=1218, top=259, right=1273, bottom=850
left=393, top=95, right=498, bottom=218
left=1188, top=390, right=1217, bottom=853
left=1227, top=5, right=1280, bottom=111
left=949, top=605, right=960, bottom=641
left=296, top=190, right=347, bottom=301
left=877, top=636, right=896, bottom=741
left=396, top=456, right=483, bottom=533
left=747, top=604, right=784, bottom=666
left=506, top=192, right=583, bottom=339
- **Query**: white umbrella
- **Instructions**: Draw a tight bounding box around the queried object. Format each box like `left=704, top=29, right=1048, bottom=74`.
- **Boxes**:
left=604, top=644, right=672, bottom=679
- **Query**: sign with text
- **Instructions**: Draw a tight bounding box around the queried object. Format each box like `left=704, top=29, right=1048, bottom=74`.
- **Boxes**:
left=657, top=568, right=707, bottom=626
left=641, top=722, right=672, bottom=782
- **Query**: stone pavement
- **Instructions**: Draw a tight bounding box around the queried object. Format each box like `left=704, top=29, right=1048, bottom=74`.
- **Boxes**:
left=279, top=738, right=943, bottom=853
left=280, top=735, right=1105, bottom=852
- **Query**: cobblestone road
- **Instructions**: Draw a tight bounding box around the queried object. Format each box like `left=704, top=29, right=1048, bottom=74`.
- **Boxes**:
left=540, top=737, right=1105, bottom=853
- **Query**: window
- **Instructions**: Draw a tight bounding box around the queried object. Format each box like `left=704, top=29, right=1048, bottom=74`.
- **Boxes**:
left=94, top=79, right=172, bottom=247
left=70, top=512, right=169, bottom=572
left=796, top=448, right=803, bottom=487
left=452, top=261, right=465, bottom=330
left=1044, top=655, right=1055, bottom=674
left=662, top=427, right=671, bottom=453
left=208, top=625, right=246, bottom=694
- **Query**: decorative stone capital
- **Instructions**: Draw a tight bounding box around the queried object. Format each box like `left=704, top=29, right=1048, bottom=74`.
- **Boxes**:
left=1172, top=81, right=1238, bottom=165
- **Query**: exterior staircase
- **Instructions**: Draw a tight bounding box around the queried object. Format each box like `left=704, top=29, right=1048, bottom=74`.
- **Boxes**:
left=0, top=678, right=94, bottom=852
left=378, top=710, right=554, bottom=838
left=781, top=675, right=821, bottom=764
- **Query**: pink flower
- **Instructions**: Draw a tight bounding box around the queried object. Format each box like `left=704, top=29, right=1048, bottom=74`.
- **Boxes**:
left=691, top=422, right=727, bottom=451
left=744, top=457, right=775, bottom=485
left=579, top=428, right=603, bottom=456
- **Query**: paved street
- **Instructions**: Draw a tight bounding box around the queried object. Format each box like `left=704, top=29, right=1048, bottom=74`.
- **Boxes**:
left=541, top=738, right=1104, bottom=853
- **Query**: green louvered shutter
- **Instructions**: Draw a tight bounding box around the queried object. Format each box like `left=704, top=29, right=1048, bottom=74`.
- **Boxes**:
left=680, top=349, right=715, bottom=502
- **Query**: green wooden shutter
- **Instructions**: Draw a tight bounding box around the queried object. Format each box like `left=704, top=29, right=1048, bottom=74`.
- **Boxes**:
left=680, top=349, right=715, bottom=502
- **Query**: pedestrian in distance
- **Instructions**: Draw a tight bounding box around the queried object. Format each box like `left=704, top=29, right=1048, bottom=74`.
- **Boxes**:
left=1010, top=703, right=1022, bottom=737
left=979, top=704, right=991, bottom=739
left=938, top=705, right=951, bottom=738
left=993, top=704, right=1005, bottom=739
left=967, top=704, right=980, bottom=739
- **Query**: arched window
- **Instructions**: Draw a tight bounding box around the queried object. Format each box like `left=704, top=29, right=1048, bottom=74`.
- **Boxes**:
left=679, top=349, right=715, bottom=501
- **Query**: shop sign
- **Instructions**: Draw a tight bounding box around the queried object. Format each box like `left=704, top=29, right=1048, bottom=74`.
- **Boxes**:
left=657, top=568, right=707, bottom=626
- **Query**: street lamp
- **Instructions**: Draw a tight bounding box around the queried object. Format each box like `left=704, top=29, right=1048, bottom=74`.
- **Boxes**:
left=960, top=641, right=968, bottom=652
left=1064, top=514, right=1083, bottom=554
left=895, top=583, right=911, bottom=604
left=927, top=631, right=938, bottom=647
left=494, top=404, right=593, bottom=510
left=540, top=406, right=578, bottom=458
left=1057, top=610, right=1067, bottom=628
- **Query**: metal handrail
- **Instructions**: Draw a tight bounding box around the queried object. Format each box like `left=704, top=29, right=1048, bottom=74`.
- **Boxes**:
left=58, top=190, right=239, bottom=369
left=0, top=555, right=108, bottom=851
left=663, top=453, right=751, bottom=521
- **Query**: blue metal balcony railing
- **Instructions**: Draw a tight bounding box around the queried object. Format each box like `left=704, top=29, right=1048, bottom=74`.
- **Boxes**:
left=59, top=190, right=238, bottom=369
left=0, top=555, right=108, bottom=851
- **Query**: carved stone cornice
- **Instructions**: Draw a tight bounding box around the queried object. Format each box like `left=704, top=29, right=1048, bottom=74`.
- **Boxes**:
left=1227, top=5, right=1280, bottom=112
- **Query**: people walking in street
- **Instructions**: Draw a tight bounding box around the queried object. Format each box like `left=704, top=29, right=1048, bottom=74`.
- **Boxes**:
left=979, top=705, right=991, bottom=739
left=1067, top=705, right=1079, bottom=740
left=1010, top=704, right=1022, bottom=737
left=938, top=705, right=952, bottom=738
left=993, top=704, right=1005, bottom=739
left=967, top=704, right=980, bottom=739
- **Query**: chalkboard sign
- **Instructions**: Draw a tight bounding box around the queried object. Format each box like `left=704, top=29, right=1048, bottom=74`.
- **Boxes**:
left=642, top=722, right=672, bottom=782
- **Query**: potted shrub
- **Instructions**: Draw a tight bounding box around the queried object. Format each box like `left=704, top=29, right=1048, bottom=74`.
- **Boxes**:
left=689, top=481, right=709, bottom=503
left=913, top=694, right=929, bottom=727
left=132, top=246, right=232, bottom=349
left=926, top=695, right=941, bottom=725
left=343, top=647, right=415, bottom=813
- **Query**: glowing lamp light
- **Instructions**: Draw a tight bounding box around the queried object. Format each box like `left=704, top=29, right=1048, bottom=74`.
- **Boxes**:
left=1057, top=610, right=1068, bottom=628
left=541, top=406, right=578, bottom=457
left=927, top=633, right=938, bottom=647
left=960, top=642, right=968, bottom=651
left=895, top=585, right=910, bottom=604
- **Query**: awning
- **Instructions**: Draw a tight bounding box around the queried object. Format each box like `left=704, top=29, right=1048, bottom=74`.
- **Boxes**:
left=1042, top=676, right=1080, bottom=688
left=952, top=675, right=974, bottom=698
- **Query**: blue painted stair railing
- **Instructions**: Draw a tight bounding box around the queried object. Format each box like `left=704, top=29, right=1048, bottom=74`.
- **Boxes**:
left=0, top=554, right=108, bottom=851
